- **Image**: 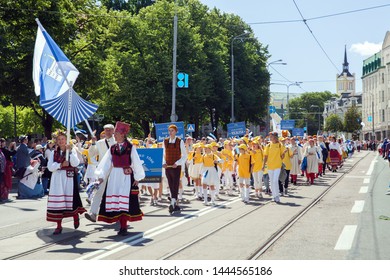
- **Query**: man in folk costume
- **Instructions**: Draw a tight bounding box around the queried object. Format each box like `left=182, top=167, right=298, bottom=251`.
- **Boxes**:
left=162, top=124, right=187, bottom=214
left=47, top=130, right=86, bottom=235
left=95, top=122, right=145, bottom=236
left=85, top=124, right=116, bottom=222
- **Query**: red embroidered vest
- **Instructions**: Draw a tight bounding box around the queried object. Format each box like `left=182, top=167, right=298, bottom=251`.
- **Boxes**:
left=110, top=141, right=132, bottom=168
left=164, top=137, right=181, bottom=165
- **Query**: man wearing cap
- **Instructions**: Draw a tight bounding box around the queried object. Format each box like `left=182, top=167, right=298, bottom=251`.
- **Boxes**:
left=85, top=124, right=116, bottom=222
left=162, top=124, right=187, bottom=213
left=263, top=132, right=287, bottom=203
left=95, top=121, right=145, bottom=235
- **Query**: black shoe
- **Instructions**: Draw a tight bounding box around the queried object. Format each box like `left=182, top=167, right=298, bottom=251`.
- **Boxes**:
left=118, top=228, right=128, bottom=236
left=168, top=205, right=174, bottom=214
left=174, top=205, right=181, bottom=212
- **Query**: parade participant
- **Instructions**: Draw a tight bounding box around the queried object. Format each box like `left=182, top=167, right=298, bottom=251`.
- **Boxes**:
left=329, top=136, right=342, bottom=172
left=235, top=144, right=252, bottom=203
left=162, top=124, right=187, bottom=214
left=317, top=135, right=328, bottom=175
left=263, top=132, right=287, bottom=203
left=221, top=140, right=234, bottom=195
left=47, top=130, right=86, bottom=235
left=210, top=141, right=223, bottom=199
left=17, top=159, right=44, bottom=199
left=85, top=124, right=116, bottom=223
left=0, top=139, right=16, bottom=203
left=304, top=139, right=320, bottom=185
left=201, top=144, right=221, bottom=205
left=188, top=143, right=203, bottom=199
left=279, top=137, right=293, bottom=195
left=14, top=135, right=32, bottom=179
left=251, top=140, right=264, bottom=198
left=94, top=121, right=145, bottom=235
left=289, top=137, right=302, bottom=185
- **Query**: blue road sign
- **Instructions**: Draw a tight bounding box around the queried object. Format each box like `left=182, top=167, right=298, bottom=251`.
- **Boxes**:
left=280, top=120, right=295, bottom=130
left=137, top=148, right=163, bottom=183
left=368, top=116, right=372, bottom=122
left=187, top=124, right=195, bottom=132
left=227, top=122, right=246, bottom=138
left=177, top=72, right=189, bottom=88
left=269, top=106, right=276, bottom=114
left=292, top=128, right=305, bottom=137
left=155, top=122, right=185, bottom=142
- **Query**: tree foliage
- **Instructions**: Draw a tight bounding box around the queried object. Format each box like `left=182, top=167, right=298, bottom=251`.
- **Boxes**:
left=343, top=105, right=362, bottom=133
left=324, top=114, right=344, bottom=133
left=0, top=0, right=270, bottom=138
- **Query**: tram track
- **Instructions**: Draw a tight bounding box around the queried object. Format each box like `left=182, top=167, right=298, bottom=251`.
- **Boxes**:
left=3, top=153, right=368, bottom=260
left=158, top=155, right=366, bottom=260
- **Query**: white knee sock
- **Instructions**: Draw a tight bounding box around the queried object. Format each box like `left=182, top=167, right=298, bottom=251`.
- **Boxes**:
left=210, top=189, right=215, bottom=203
left=203, top=188, right=208, bottom=203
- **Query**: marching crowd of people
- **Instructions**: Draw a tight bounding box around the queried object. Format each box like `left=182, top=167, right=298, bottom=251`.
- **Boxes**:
left=0, top=122, right=380, bottom=236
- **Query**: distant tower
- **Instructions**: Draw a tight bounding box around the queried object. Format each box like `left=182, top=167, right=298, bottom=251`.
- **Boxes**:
left=336, top=45, right=356, bottom=97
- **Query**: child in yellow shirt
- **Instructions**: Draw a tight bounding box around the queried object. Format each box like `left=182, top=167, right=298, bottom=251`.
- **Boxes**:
left=235, top=144, right=252, bottom=203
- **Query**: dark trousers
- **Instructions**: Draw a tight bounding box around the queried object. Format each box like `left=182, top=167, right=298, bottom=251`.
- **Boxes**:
left=279, top=170, right=290, bottom=192
left=165, top=166, right=181, bottom=200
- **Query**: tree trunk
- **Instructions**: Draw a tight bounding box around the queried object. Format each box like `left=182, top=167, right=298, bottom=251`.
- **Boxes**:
left=43, top=113, right=54, bottom=139
left=141, top=119, right=150, bottom=139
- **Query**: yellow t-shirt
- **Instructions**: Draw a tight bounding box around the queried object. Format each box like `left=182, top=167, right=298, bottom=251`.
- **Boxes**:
left=251, top=149, right=264, bottom=172
left=203, top=153, right=218, bottom=167
left=188, top=151, right=203, bottom=164
left=221, top=149, right=234, bottom=172
left=237, top=153, right=251, bottom=178
left=264, top=142, right=286, bottom=170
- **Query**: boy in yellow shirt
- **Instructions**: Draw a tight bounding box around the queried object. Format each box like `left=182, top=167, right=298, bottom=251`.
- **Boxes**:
left=235, top=144, right=252, bottom=203
left=251, top=140, right=264, bottom=198
left=221, top=140, right=234, bottom=195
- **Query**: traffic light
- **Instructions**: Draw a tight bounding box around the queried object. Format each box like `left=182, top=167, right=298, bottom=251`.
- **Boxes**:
left=177, top=72, right=189, bottom=88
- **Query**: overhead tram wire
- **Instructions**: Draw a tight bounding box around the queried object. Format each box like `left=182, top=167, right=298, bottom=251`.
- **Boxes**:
left=269, top=64, right=308, bottom=93
left=248, top=3, right=390, bottom=25
left=292, top=0, right=339, bottom=73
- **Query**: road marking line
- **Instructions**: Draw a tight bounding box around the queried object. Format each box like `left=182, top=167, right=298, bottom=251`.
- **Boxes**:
left=351, top=200, right=365, bottom=213
left=359, top=186, right=369, bottom=194
left=76, top=197, right=241, bottom=260
left=334, top=225, right=357, bottom=250
left=363, top=178, right=370, bottom=184
left=0, top=223, right=19, bottom=229
left=366, top=156, right=378, bottom=176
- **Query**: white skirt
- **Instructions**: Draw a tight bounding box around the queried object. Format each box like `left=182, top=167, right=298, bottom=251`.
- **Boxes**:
left=84, top=164, right=97, bottom=180
left=190, top=163, right=203, bottom=179
left=201, top=166, right=219, bottom=186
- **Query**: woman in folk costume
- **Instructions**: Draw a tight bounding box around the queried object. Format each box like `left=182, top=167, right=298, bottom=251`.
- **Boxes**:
left=251, top=140, right=264, bottom=198
left=289, top=137, right=302, bottom=185
left=329, top=136, right=342, bottom=172
left=188, top=143, right=203, bottom=200
left=235, top=144, right=252, bottom=203
left=95, top=122, right=145, bottom=236
left=47, top=130, right=86, bottom=235
left=201, top=144, right=222, bottom=206
left=221, top=140, right=234, bottom=195
left=313, top=137, right=324, bottom=178
left=304, top=139, right=319, bottom=185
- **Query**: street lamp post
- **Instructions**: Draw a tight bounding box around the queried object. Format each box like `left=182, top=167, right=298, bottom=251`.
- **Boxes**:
left=230, top=32, right=251, bottom=123
left=310, top=105, right=321, bottom=134
left=170, top=0, right=178, bottom=122
left=270, top=82, right=301, bottom=119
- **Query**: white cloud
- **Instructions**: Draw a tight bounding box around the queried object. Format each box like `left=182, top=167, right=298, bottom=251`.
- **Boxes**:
left=350, top=41, right=382, bottom=56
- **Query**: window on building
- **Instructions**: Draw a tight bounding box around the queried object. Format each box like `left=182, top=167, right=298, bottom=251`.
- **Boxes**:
left=382, top=73, right=385, bottom=84
left=338, top=82, right=343, bottom=91
left=348, top=82, right=354, bottom=90
left=382, top=109, right=385, bottom=123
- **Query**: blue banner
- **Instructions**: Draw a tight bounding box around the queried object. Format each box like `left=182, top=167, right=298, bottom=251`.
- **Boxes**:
left=292, top=128, right=305, bottom=137
left=280, top=120, right=295, bottom=130
left=227, top=122, right=246, bottom=138
left=155, top=122, right=185, bottom=142
left=137, top=148, right=163, bottom=183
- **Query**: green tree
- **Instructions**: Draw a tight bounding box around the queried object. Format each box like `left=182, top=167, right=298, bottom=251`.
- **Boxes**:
left=288, top=91, right=336, bottom=135
left=324, top=114, right=344, bottom=133
left=343, top=105, right=362, bottom=133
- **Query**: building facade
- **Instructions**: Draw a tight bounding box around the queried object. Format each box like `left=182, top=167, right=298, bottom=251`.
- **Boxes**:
left=361, top=31, right=390, bottom=141
left=323, top=47, right=362, bottom=131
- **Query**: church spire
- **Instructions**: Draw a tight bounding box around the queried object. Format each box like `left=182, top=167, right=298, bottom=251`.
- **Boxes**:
left=340, top=45, right=353, bottom=77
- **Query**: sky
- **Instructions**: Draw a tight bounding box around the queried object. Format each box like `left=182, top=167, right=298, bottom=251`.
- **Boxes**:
left=198, top=0, right=390, bottom=95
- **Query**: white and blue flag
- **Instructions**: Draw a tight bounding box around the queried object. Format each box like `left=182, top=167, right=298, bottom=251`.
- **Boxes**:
left=33, top=21, right=79, bottom=102
left=33, top=19, right=98, bottom=128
